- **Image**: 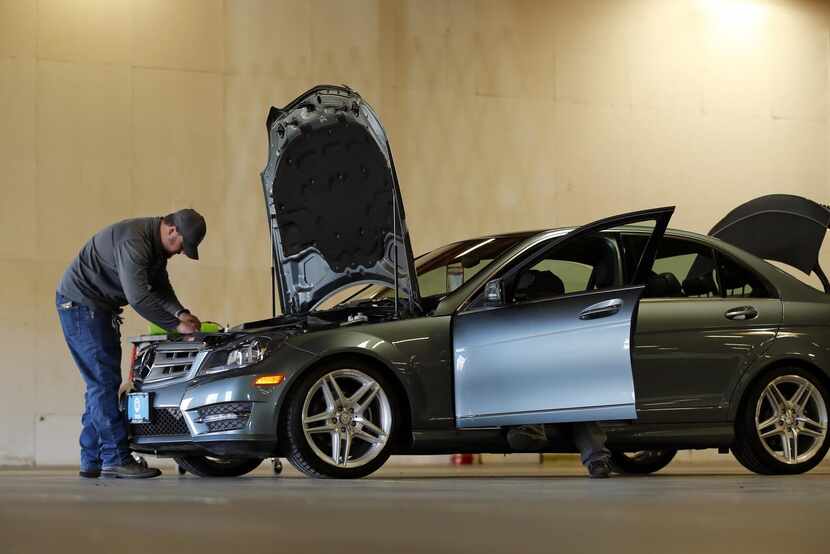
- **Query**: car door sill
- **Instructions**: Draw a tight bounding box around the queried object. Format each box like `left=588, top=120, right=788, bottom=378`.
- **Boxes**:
left=457, top=403, right=636, bottom=429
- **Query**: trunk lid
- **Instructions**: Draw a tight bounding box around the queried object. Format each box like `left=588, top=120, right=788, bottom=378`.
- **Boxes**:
left=710, top=194, right=830, bottom=291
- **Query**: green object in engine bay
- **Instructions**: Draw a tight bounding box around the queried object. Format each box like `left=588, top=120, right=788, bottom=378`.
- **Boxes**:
left=148, top=321, right=222, bottom=335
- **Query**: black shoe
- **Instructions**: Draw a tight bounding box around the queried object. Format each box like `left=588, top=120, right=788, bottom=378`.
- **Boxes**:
left=506, top=425, right=548, bottom=451
left=587, top=459, right=612, bottom=479
left=101, top=459, right=162, bottom=479
left=79, top=468, right=101, bottom=478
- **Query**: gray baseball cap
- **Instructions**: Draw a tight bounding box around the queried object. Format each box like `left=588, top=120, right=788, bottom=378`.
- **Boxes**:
left=171, top=208, right=206, bottom=260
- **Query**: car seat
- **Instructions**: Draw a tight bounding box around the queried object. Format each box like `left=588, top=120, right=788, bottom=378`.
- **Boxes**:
left=645, top=272, right=683, bottom=297
left=514, top=269, right=565, bottom=302
left=683, top=272, right=718, bottom=297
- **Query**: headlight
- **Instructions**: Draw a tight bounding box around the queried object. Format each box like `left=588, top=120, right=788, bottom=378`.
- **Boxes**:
left=226, top=338, right=270, bottom=369
left=201, top=337, right=272, bottom=375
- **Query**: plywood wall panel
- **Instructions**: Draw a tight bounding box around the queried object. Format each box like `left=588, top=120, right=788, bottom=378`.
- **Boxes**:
left=224, top=0, right=312, bottom=78
left=35, top=61, right=133, bottom=264
left=166, top=264, right=227, bottom=325
left=1, top=0, right=829, bottom=465
left=132, top=0, right=224, bottom=72
left=0, top=60, right=36, bottom=260
left=224, top=75, right=309, bottom=272
left=768, top=7, right=829, bottom=122
left=0, top=260, right=38, bottom=465
left=37, top=0, right=133, bottom=64
left=224, top=267, right=274, bottom=328
left=131, top=67, right=225, bottom=267
left=0, top=0, right=36, bottom=59
left=307, top=0, right=381, bottom=88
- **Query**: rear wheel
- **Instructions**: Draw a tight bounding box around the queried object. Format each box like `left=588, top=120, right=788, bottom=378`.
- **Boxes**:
left=173, top=456, right=263, bottom=477
left=610, top=449, right=676, bottom=474
left=282, top=360, right=399, bottom=478
left=733, top=367, right=829, bottom=475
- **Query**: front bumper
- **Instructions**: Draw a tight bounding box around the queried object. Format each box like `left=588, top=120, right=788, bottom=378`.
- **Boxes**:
left=127, top=345, right=311, bottom=457
left=131, top=438, right=279, bottom=458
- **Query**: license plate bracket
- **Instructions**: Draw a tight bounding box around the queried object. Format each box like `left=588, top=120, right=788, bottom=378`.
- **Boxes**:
left=127, top=392, right=151, bottom=424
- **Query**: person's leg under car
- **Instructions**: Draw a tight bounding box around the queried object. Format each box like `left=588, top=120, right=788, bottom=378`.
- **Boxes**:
left=571, top=421, right=613, bottom=478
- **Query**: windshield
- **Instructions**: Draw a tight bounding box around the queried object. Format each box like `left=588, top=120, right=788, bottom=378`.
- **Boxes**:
left=319, top=235, right=531, bottom=309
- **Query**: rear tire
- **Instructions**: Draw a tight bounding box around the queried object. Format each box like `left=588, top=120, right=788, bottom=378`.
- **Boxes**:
left=173, top=456, right=262, bottom=477
left=282, top=359, right=400, bottom=478
left=610, top=449, right=676, bottom=474
left=733, top=367, right=830, bottom=475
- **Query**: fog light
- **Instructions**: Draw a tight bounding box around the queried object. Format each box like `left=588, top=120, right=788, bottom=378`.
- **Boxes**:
left=255, top=374, right=284, bottom=386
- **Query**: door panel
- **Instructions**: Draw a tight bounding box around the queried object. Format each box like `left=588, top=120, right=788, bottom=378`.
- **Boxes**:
left=451, top=207, right=674, bottom=429
left=455, top=287, right=643, bottom=428
left=621, top=234, right=784, bottom=422
left=633, top=297, right=781, bottom=422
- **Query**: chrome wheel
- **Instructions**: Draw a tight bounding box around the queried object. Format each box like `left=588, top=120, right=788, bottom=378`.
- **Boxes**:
left=755, top=375, right=828, bottom=465
left=301, top=368, right=392, bottom=468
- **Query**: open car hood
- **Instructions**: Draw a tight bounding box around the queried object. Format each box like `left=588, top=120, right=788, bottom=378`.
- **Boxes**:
left=710, top=194, right=830, bottom=290
left=260, top=85, right=420, bottom=315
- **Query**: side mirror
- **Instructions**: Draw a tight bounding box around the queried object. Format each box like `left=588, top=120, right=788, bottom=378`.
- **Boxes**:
left=484, top=279, right=504, bottom=306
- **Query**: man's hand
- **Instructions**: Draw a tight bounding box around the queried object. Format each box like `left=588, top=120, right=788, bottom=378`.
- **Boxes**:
left=176, top=312, right=201, bottom=334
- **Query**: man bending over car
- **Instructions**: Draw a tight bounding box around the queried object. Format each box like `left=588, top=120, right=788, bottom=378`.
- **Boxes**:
left=56, top=209, right=206, bottom=479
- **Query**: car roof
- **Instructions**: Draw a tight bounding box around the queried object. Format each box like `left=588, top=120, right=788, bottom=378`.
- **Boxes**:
left=453, top=225, right=711, bottom=245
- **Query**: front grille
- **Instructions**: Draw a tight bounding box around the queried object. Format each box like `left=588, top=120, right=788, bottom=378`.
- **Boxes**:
left=131, top=407, right=190, bottom=437
left=143, top=347, right=201, bottom=383
left=194, top=402, right=253, bottom=433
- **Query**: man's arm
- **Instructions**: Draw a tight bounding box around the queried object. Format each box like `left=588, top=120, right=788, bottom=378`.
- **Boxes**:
left=114, top=239, right=183, bottom=330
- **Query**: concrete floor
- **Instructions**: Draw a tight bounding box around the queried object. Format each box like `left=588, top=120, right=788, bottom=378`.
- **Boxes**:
left=2, top=459, right=829, bottom=554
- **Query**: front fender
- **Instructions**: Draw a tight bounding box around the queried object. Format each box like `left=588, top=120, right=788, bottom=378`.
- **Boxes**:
left=284, top=316, right=454, bottom=430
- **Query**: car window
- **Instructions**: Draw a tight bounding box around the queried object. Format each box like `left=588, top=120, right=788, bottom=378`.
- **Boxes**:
left=510, top=234, right=620, bottom=303
left=323, top=235, right=531, bottom=309
left=529, top=260, right=594, bottom=293
left=624, top=235, right=719, bottom=298
left=417, top=260, right=491, bottom=297
left=716, top=251, right=771, bottom=298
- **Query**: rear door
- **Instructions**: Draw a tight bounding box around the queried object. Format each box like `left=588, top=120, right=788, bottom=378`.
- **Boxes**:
left=453, top=208, right=674, bottom=428
left=622, top=234, right=782, bottom=422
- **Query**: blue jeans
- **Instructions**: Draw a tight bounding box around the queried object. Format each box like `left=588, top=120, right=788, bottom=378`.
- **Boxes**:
left=56, top=292, right=130, bottom=469
left=572, top=422, right=611, bottom=465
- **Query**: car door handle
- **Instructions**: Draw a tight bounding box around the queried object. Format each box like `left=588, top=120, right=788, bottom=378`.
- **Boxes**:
left=725, top=306, right=758, bottom=321
left=578, top=298, right=623, bottom=320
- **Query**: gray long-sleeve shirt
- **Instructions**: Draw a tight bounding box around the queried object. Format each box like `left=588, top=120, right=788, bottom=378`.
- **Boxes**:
left=58, top=217, right=186, bottom=330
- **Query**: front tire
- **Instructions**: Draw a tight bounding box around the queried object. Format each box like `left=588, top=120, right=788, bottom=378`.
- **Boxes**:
left=173, top=456, right=263, bottom=477
left=733, top=367, right=829, bottom=475
left=610, top=449, right=676, bottom=475
left=282, top=359, right=399, bottom=478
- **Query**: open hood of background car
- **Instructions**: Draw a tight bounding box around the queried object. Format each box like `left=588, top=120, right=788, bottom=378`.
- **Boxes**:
left=710, top=194, right=830, bottom=291
left=260, top=85, right=421, bottom=315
